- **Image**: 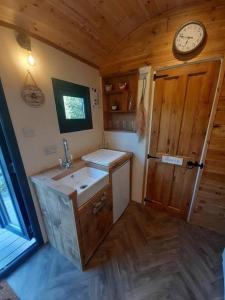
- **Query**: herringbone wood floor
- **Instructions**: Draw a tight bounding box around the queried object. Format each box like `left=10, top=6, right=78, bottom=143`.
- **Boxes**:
left=8, top=203, right=225, bottom=300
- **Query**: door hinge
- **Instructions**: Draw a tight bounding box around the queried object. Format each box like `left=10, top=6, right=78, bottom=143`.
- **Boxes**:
left=153, top=74, right=169, bottom=81
left=28, top=225, right=33, bottom=236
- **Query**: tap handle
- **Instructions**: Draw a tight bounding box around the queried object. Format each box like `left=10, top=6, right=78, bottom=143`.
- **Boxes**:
left=63, top=138, right=69, bottom=151
left=58, top=158, right=63, bottom=168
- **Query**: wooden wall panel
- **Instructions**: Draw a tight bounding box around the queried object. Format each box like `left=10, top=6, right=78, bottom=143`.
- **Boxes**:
left=99, top=0, right=225, bottom=234
left=0, top=0, right=213, bottom=68
left=190, top=76, right=225, bottom=234
left=100, top=0, right=225, bottom=74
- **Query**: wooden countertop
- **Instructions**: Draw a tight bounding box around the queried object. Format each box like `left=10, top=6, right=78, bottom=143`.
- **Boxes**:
left=30, top=149, right=132, bottom=197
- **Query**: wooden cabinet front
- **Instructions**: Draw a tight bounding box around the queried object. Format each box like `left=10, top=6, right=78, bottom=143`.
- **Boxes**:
left=78, top=184, right=113, bottom=263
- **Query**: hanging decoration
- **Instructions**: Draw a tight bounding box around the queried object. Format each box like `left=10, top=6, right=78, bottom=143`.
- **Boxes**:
left=136, top=76, right=147, bottom=139
left=21, top=71, right=45, bottom=107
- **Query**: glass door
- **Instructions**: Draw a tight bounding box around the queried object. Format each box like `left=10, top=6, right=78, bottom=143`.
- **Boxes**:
left=0, top=80, right=42, bottom=277
left=0, top=140, right=30, bottom=239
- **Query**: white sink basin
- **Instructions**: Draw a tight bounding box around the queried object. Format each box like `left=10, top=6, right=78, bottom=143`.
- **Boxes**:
left=57, top=167, right=109, bottom=207
left=82, top=149, right=126, bottom=166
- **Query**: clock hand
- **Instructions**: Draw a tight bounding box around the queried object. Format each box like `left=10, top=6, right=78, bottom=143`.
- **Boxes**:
left=180, top=35, right=193, bottom=39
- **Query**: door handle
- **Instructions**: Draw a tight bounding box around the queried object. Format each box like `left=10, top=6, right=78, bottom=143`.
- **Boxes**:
left=8, top=162, right=16, bottom=174
left=147, top=154, right=160, bottom=159
left=92, top=198, right=106, bottom=215
left=186, top=161, right=204, bottom=169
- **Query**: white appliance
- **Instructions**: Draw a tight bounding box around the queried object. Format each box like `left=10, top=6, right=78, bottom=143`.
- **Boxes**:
left=112, top=160, right=130, bottom=223
left=82, top=149, right=130, bottom=223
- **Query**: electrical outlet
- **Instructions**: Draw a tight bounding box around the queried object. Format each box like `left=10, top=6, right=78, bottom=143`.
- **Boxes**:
left=22, top=127, right=35, bottom=138
left=90, top=87, right=99, bottom=107
left=44, top=145, right=57, bottom=155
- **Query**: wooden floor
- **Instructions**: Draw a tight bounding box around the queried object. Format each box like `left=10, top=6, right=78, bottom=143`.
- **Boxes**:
left=0, top=228, right=35, bottom=272
left=7, top=203, right=225, bottom=300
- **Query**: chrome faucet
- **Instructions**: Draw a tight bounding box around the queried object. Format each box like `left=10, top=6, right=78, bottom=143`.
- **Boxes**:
left=60, top=138, right=73, bottom=169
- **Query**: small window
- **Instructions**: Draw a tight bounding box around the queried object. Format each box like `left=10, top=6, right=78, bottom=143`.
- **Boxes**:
left=52, top=78, right=93, bottom=133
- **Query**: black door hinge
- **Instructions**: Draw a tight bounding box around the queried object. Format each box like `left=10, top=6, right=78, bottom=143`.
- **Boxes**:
left=153, top=74, right=169, bottom=81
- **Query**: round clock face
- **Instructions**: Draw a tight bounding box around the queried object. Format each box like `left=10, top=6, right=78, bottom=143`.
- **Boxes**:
left=174, top=22, right=206, bottom=54
left=21, top=85, right=45, bottom=107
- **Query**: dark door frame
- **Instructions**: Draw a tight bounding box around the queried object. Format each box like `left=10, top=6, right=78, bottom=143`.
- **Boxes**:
left=0, top=80, right=43, bottom=278
left=0, top=146, right=28, bottom=237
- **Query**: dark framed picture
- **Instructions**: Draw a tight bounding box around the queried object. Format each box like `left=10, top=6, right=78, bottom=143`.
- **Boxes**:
left=52, top=78, right=93, bottom=133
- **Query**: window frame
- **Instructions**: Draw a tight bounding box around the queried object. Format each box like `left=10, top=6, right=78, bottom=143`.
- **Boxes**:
left=52, top=78, right=93, bottom=133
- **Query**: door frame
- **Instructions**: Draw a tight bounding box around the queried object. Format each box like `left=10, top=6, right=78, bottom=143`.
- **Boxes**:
left=0, top=146, right=27, bottom=237
left=143, top=56, right=225, bottom=221
left=0, top=80, right=43, bottom=278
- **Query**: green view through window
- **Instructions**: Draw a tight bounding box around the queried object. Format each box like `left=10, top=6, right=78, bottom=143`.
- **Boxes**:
left=63, top=96, right=86, bottom=120
left=52, top=78, right=93, bottom=133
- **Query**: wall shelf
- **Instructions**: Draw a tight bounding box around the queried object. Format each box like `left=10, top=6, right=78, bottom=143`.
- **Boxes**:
left=105, top=129, right=136, bottom=133
left=105, top=110, right=136, bottom=113
left=102, top=71, right=138, bottom=132
left=104, top=90, right=126, bottom=95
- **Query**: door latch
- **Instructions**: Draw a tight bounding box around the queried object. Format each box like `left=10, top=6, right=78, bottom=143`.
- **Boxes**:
left=147, top=154, right=160, bottom=159
left=186, top=161, right=204, bottom=169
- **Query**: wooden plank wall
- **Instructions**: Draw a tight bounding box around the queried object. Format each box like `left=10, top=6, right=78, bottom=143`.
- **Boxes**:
left=100, top=0, right=225, bottom=75
left=100, top=0, right=225, bottom=234
left=191, top=76, right=225, bottom=234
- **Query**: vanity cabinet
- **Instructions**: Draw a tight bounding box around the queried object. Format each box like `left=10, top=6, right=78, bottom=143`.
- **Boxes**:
left=78, top=184, right=112, bottom=262
left=31, top=152, right=129, bottom=270
left=32, top=175, right=112, bottom=270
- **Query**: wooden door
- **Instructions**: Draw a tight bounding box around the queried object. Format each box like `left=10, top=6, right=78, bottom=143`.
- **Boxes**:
left=146, top=61, right=220, bottom=218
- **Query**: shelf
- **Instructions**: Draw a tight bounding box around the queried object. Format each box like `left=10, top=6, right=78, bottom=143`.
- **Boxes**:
left=102, top=70, right=138, bottom=133
left=104, top=90, right=127, bottom=95
left=105, top=129, right=136, bottom=133
left=105, top=110, right=136, bottom=113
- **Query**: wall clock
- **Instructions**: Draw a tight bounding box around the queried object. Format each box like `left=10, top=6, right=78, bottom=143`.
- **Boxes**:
left=173, top=21, right=206, bottom=54
left=21, top=71, right=45, bottom=107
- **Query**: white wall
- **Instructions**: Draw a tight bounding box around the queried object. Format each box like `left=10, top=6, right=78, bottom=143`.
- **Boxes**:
left=0, top=27, right=103, bottom=239
left=104, top=67, right=152, bottom=203
left=0, top=27, right=152, bottom=239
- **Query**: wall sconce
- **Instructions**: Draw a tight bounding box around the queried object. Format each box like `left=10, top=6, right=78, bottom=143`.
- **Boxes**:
left=16, top=32, right=36, bottom=66
left=27, top=51, right=35, bottom=66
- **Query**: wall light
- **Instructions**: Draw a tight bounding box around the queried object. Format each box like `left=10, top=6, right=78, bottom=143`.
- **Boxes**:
left=27, top=51, right=36, bottom=66
left=16, top=31, right=36, bottom=67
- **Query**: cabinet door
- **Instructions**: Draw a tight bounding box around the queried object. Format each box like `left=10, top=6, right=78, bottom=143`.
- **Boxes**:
left=78, top=185, right=112, bottom=263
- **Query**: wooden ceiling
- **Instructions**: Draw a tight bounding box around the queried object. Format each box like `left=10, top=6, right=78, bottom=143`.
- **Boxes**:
left=0, top=0, right=205, bottom=68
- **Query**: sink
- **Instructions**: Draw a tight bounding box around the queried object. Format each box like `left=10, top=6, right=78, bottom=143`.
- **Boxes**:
left=56, top=167, right=109, bottom=207
left=82, top=149, right=126, bottom=166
